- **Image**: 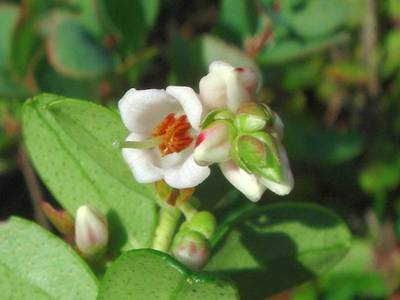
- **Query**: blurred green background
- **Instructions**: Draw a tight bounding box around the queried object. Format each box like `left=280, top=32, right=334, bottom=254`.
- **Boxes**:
left=0, top=0, right=400, bottom=299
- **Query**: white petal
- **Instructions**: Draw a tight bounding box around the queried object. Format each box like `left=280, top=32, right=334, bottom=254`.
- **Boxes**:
left=122, top=133, right=164, bottom=183
left=272, top=113, right=284, bottom=140
left=209, top=60, right=233, bottom=72
left=219, top=160, right=266, bottom=202
left=164, top=155, right=210, bottom=189
left=259, top=143, right=294, bottom=195
left=199, top=61, right=254, bottom=112
left=199, top=72, right=228, bottom=110
left=225, top=71, right=251, bottom=111
left=118, top=89, right=180, bottom=133
left=166, top=86, right=203, bottom=130
left=235, top=67, right=259, bottom=94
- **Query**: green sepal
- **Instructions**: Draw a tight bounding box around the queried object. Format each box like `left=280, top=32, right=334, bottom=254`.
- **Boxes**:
left=231, top=132, right=283, bottom=183
left=235, top=102, right=275, bottom=133
left=180, top=211, right=216, bottom=240
left=201, top=109, right=235, bottom=129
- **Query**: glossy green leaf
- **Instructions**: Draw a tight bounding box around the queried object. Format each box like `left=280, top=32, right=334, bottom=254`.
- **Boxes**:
left=47, top=17, right=114, bottom=79
left=206, top=202, right=351, bottom=299
left=0, top=4, right=19, bottom=70
left=22, top=94, right=158, bottom=254
left=100, top=0, right=160, bottom=51
left=0, top=217, right=98, bottom=300
left=215, top=0, right=258, bottom=44
left=98, top=249, right=239, bottom=300
left=283, top=0, right=348, bottom=38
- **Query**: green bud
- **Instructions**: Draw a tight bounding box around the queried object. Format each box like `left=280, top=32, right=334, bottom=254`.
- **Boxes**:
left=235, top=102, right=274, bottom=133
left=182, top=211, right=216, bottom=239
left=172, top=229, right=210, bottom=270
left=231, top=133, right=282, bottom=183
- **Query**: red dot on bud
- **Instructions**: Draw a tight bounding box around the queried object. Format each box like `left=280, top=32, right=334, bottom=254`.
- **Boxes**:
left=235, top=67, right=245, bottom=72
left=195, top=133, right=206, bottom=147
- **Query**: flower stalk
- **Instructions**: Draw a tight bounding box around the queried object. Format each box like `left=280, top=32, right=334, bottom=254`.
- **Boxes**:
left=152, top=206, right=181, bottom=252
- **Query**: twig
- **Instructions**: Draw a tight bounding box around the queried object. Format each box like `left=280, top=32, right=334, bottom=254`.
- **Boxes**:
left=18, top=144, right=50, bottom=229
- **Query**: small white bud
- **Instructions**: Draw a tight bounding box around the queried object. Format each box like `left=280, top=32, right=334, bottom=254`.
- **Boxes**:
left=75, top=204, right=108, bottom=256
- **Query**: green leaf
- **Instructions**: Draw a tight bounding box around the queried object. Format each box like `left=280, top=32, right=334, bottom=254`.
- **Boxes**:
left=389, top=0, right=400, bottom=20
left=319, top=239, right=387, bottom=299
left=100, top=0, right=160, bottom=52
left=215, top=0, right=258, bottom=44
left=170, top=34, right=260, bottom=86
left=206, top=202, right=351, bottom=299
left=35, top=59, right=98, bottom=99
left=0, top=71, right=31, bottom=98
left=283, top=116, right=364, bottom=165
left=283, top=0, right=348, bottom=38
left=257, top=32, right=349, bottom=65
left=98, top=249, right=239, bottom=300
left=0, top=217, right=98, bottom=300
left=383, top=30, right=400, bottom=77
left=0, top=4, right=19, bottom=70
left=70, top=0, right=102, bottom=36
left=22, top=94, right=158, bottom=255
left=47, top=17, right=114, bottom=79
left=359, top=157, right=400, bottom=195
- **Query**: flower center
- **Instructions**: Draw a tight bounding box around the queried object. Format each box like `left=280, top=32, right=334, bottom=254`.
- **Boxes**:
left=151, top=113, right=193, bottom=156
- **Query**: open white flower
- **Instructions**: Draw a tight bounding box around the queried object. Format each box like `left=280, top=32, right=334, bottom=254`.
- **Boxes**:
left=199, top=61, right=259, bottom=112
left=119, top=87, right=210, bottom=189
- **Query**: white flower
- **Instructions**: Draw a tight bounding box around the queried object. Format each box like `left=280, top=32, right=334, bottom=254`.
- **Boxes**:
left=199, top=61, right=259, bottom=112
left=119, top=87, right=210, bottom=189
left=195, top=61, right=293, bottom=202
left=75, top=205, right=108, bottom=256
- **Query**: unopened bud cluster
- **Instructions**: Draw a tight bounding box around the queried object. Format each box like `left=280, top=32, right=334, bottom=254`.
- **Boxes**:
left=194, top=101, right=285, bottom=187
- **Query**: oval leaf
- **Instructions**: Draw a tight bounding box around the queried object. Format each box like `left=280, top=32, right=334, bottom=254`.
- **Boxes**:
left=47, top=17, right=114, bottom=79
left=22, top=94, right=158, bottom=254
left=98, top=249, right=239, bottom=300
left=0, top=217, right=98, bottom=300
left=206, top=202, right=351, bottom=299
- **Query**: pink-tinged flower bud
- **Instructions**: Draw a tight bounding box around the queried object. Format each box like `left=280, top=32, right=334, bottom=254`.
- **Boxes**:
left=199, top=61, right=259, bottom=112
left=172, top=229, right=210, bottom=270
left=75, top=205, right=108, bottom=256
left=194, top=120, right=236, bottom=166
left=181, top=211, right=216, bottom=239
left=235, top=67, right=259, bottom=95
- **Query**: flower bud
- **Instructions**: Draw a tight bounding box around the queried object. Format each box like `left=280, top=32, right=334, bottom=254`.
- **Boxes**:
left=172, top=229, right=210, bottom=270
left=234, top=67, right=259, bottom=94
left=231, top=133, right=282, bottom=183
left=235, top=102, right=273, bottom=133
left=194, top=120, right=236, bottom=166
left=181, top=211, right=216, bottom=239
left=75, top=205, right=108, bottom=256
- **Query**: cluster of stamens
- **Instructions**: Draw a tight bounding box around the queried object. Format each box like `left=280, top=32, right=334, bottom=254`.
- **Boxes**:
left=152, top=113, right=193, bottom=156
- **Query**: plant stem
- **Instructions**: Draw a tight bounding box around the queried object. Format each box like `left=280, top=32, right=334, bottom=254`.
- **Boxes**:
left=177, top=201, right=197, bottom=221
left=152, top=207, right=180, bottom=252
left=18, top=145, right=50, bottom=229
